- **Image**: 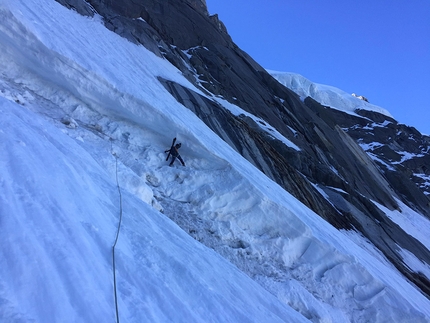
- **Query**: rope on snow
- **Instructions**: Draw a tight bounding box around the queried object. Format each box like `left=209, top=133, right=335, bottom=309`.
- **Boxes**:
left=111, top=138, right=123, bottom=323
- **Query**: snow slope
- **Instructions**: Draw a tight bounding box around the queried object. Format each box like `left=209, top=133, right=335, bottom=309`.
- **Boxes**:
left=0, top=97, right=306, bottom=322
left=268, top=70, right=393, bottom=117
left=1, top=0, right=429, bottom=322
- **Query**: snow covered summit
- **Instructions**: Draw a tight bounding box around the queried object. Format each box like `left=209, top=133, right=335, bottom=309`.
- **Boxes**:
left=268, top=70, right=393, bottom=117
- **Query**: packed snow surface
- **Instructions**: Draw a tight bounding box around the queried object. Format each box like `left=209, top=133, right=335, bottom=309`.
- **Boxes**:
left=1, top=0, right=429, bottom=322
left=268, top=71, right=393, bottom=118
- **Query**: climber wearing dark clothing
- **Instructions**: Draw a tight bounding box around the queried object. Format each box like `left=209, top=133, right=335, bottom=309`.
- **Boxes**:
left=165, top=143, right=185, bottom=166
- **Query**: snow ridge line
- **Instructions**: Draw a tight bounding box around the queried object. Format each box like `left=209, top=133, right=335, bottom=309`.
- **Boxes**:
left=111, top=138, right=123, bottom=323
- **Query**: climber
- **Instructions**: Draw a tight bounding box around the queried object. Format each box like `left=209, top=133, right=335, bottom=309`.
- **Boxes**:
left=165, top=142, right=185, bottom=166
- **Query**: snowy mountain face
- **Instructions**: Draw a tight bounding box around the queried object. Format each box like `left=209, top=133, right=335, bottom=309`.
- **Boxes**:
left=1, top=0, right=430, bottom=322
left=267, top=71, right=393, bottom=117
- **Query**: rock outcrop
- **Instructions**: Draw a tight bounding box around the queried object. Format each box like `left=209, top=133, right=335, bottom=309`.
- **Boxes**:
left=352, top=93, right=369, bottom=102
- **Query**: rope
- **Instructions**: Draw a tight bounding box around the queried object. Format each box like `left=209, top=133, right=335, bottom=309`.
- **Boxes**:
left=111, top=139, right=123, bottom=323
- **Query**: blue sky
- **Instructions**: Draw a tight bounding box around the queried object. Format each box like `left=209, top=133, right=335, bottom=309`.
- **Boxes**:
left=205, top=1, right=430, bottom=135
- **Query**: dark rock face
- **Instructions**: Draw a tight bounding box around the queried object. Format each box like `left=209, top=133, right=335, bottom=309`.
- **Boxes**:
left=56, top=0, right=96, bottom=16
left=56, top=0, right=430, bottom=300
left=319, top=105, right=430, bottom=213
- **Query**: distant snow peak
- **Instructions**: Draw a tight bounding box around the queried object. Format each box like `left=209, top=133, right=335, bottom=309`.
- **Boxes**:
left=268, top=70, right=392, bottom=118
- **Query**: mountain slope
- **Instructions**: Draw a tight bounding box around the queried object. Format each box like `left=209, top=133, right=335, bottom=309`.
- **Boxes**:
left=1, top=0, right=430, bottom=322
left=92, top=0, right=430, bottom=301
left=269, top=71, right=430, bottom=200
